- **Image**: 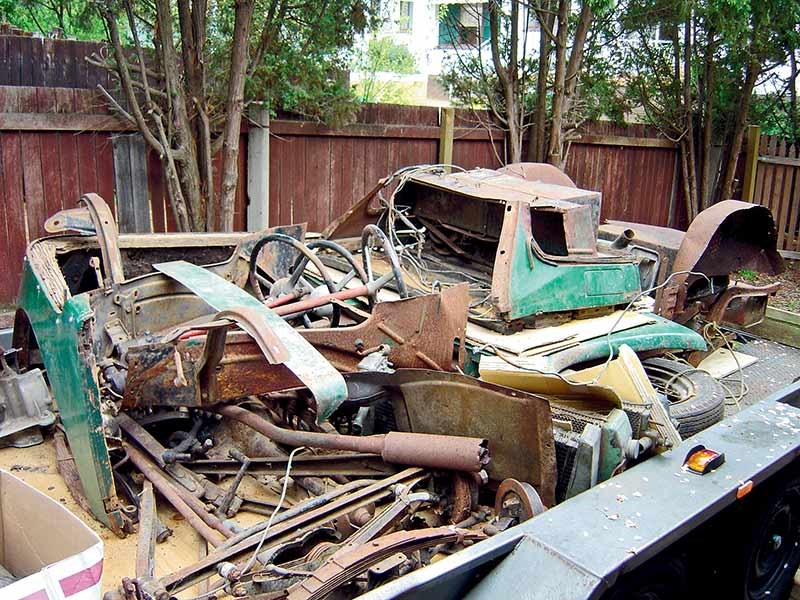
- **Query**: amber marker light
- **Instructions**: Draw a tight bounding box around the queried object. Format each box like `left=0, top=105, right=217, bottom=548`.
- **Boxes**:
left=683, top=444, right=725, bottom=475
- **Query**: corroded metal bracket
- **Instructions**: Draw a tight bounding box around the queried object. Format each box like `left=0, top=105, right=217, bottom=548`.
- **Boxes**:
left=153, top=260, right=348, bottom=422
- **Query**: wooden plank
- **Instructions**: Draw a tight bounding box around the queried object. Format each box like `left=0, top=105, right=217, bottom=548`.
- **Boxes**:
left=777, top=164, right=794, bottom=250
left=268, top=136, right=283, bottom=226
left=40, top=132, right=64, bottom=223
left=760, top=155, right=800, bottom=168
left=572, top=133, right=677, bottom=149
left=270, top=119, right=496, bottom=141
left=98, top=134, right=118, bottom=216
left=7, top=36, right=21, bottom=86
left=0, top=38, right=9, bottom=86
left=147, top=148, right=167, bottom=233
left=28, top=37, right=43, bottom=87
left=742, top=125, right=760, bottom=203
left=0, top=112, right=133, bottom=131
left=790, top=171, right=800, bottom=252
left=35, top=87, right=57, bottom=113
left=76, top=132, right=99, bottom=194
left=113, top=135, right=134, bottom=232
left=54, top=88, right=76, bottom=113
left=2, top=134, right=29, bottom=283
left=438, top=107, right=454, bottom=166
left=304, top=136, right=329, bottom=231
left=0, top=133, right=14, bottom=303
left=58, top=132, right=81, bottom=207
left=20, top=133, right=47, bottom=239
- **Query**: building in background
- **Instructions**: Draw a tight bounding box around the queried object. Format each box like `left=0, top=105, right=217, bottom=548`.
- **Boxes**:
left=351, top=1, right=540, bottom=105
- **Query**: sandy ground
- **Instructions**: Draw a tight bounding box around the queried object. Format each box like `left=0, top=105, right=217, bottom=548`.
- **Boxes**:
left=0, top=438, right=272, bottom=597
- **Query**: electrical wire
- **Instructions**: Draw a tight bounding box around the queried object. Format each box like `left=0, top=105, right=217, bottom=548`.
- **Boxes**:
left=240, top=445, right=305, bottom=575
left=183, top=445, right=305, bottom=600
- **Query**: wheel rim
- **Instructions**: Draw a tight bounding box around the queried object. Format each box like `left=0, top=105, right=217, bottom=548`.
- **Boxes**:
left=643, top=364, right=696, bottom=406
left=746, top=488, right=800, bottom=599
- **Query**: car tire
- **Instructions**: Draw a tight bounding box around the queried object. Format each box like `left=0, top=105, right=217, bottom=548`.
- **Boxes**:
left=643, top=357, right=726, bottom=437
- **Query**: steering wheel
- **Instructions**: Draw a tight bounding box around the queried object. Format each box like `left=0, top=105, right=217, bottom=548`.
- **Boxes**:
left=248, top=233, right=342, bottom=327
left=288, top=239, right=377, bottom=308
left=361, top=225, right=409, bottom=298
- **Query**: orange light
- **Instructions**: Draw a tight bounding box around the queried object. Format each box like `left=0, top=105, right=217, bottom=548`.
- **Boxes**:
left=737, top=480, right=753, bottom=498
left=683, top=445, right=725, bottom=475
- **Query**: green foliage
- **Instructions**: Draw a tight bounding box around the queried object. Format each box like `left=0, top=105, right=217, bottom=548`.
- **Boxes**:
left=355, top=36, right=417, bottom=103
left=738, top=269, right=759, bottom=281
left=750, top=92, right=799, bottom=139
left=364, top=37, right=417, bottom=74
left=0, top=0, right=106, bottom=39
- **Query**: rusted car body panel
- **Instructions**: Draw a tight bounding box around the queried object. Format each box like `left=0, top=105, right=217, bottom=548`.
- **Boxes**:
left=12, top=194, right=522, bottom=533
left=325, top=168, right=643, bottom=330
left=600, top=200, right=783, bottom=325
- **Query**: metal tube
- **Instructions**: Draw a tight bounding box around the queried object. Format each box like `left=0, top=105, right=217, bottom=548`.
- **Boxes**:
left=272, top=284, right=369, bottom=317
left=611, top=228, right=635, bottom=249
left=124, top=444, right=228, bottom=546
left=213, top=405, right=489, bottom=472
left=218, top=479, right=375, bottom=550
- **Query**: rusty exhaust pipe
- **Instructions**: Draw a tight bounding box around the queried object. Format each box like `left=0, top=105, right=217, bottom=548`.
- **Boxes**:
left=611, top=228, right=635, bottom=249
left=213, top=404, right=489, bottom=472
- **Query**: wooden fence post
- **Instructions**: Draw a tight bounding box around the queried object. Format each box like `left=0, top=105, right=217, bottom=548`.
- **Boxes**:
left=438, top=107, right=454, bottom=168
left=112, top=133, right=152, bottom=233
left=247, top=106, right=270, bottom=231
left=742, top=124, right=761, bottom=203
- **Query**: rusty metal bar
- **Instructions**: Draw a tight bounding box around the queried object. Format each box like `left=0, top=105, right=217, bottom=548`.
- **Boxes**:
left=124, top=444, right=228, bottom=546
left=271, top=283, right=369, bottom=317
left=135, top=481, right=157, bottom=580
left=213, top=404, right=489, bottom=472
left=183, top=452, right=396, bottom=478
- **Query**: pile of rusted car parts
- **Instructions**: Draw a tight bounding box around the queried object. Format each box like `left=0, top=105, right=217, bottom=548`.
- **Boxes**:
left=13, top=192, right=561, bottom=600
left=10, top=162, right=784, bottom=600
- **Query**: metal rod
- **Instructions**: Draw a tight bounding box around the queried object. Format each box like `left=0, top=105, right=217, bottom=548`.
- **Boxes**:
left=135, top=481, right=157, bottom=579
left=124, top=444, right=227, bottom=547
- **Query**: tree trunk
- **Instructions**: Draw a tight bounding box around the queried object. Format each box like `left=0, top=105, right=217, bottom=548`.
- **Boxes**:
left=155, top=0, right=204, bottom=231
left=699, top=32, right=715, bottom=209
left=546, top=0, right=569, bottom=168
left=563, top=2, right=592, bottom=115
left=528, top=0, right=554, bottom=162
left=219, top=0, right=254, bottom=231
left=682, top=16, right=698, bottom=219
left=718, top=60, right=759, bottom=201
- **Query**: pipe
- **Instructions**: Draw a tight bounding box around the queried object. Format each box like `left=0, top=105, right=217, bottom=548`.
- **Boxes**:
left=272, top=283, right=368, bottom=317
left=213, top=405, right=489, bottom=473
left=218, top=479, right=375, bottom=551
left=125, top=444, right=225, bottom=547
left=611, top=228, right=635, bottom=249
left=125, top=444, right=232, bottom=545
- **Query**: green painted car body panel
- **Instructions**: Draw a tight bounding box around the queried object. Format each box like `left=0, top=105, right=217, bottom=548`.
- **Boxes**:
left=464, top=313, right=706, bottom=374
left=154, top=260, right=348, bottom=422
left=16, top=257, right=125, bottom=533
left=504, top=215, right=642, bottom=320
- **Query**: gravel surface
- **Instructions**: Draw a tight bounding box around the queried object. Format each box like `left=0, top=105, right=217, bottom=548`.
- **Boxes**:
left=738, top=259, right=800, bottom=312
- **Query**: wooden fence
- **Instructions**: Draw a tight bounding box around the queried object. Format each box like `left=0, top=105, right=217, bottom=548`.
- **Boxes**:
left=0, top=29, right=685, bottom=305
left=268, top=108, right=682, bottom=232
left=743, top=126, right=800, bottom=254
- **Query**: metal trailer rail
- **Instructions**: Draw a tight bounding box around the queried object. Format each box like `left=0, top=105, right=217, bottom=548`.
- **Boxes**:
left=363, top=380, right=800, bottom=600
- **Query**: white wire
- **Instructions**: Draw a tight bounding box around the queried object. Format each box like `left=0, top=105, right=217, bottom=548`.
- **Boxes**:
left=182, top=445, right=305, bottom=600
left=240, top=445, right=305, bottom=576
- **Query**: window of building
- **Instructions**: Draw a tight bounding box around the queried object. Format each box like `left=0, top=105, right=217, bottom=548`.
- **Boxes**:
left=438, top=3, right=486, bottom=47
left=398, top=1, right=413, bottom=32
